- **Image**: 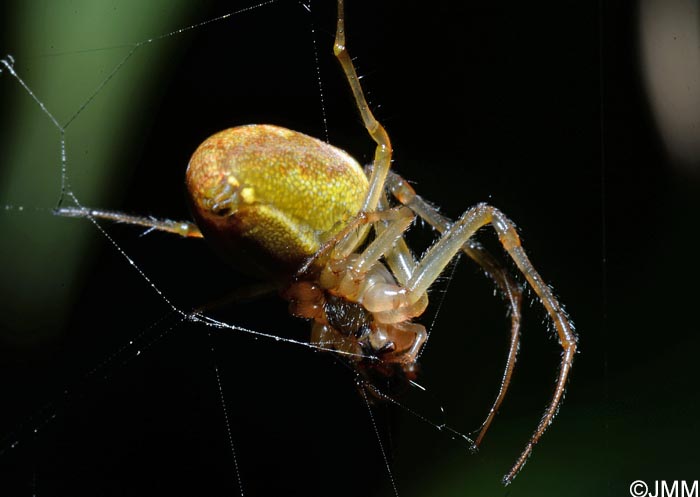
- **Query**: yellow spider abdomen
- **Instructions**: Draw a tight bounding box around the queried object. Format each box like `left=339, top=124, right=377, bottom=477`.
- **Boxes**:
left=186, top=124, right=368, bottom=279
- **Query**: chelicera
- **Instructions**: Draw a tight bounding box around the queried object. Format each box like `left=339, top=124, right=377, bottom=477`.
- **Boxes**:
left=58, top=0, right=577, bottom=485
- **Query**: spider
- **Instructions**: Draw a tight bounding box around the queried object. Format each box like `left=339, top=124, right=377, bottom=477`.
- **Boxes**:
left=57, top=0, right=577, bottom=485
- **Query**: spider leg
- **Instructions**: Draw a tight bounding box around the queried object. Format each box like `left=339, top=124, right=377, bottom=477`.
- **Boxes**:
left=332, top=0, right=396, bottom=260
left=334, top=0, right=391, bottom=215
left=296, top=204, right=413, bottom=276
left=333, top=206, right=430, bottom=323
left=306, top=206, right=427, bottom=319
left=458, top=242, right=522, bottom=449
left=470, top=206, right=576, bottom=485
left=55, top=206, right=202, bottom=238
left=385, top=171, right=523, bottom=447
left=376, top=193, right=417, bottom=286
left=373, top=199, right=575, bottom=484
left=335, top=207, right=414, bottom=272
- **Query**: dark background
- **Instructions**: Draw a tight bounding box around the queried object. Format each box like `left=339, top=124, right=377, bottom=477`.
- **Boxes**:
left=1, top=1, right=698, bottom=496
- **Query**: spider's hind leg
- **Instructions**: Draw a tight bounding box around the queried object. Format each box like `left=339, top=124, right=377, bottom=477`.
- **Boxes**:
left=385, top=171, right=575, bottom=485
left=385, top=170, right=523, bottom=448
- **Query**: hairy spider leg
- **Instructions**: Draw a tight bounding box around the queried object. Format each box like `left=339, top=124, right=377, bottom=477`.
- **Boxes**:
left=385, top=170, right=523, bottom=447
left=369, top=196, right=577, bottom=485
left=56, top=206, right=203, bottom=238
left=332, top=0, right=393, bottom=259
left=334, top=0, right=390, bottom=214
left=375, top=193, right=418, bottom=285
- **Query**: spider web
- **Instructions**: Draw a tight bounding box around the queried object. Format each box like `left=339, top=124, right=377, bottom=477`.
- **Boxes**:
left=0, top=2, right=502, bottom=496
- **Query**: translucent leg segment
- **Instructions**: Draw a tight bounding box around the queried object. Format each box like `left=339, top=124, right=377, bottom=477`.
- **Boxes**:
left=385, top=171, right=523, bottom=447
left=55, top=206, right=202, bottom=238
left=385, top=172, right=575, bottom=484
